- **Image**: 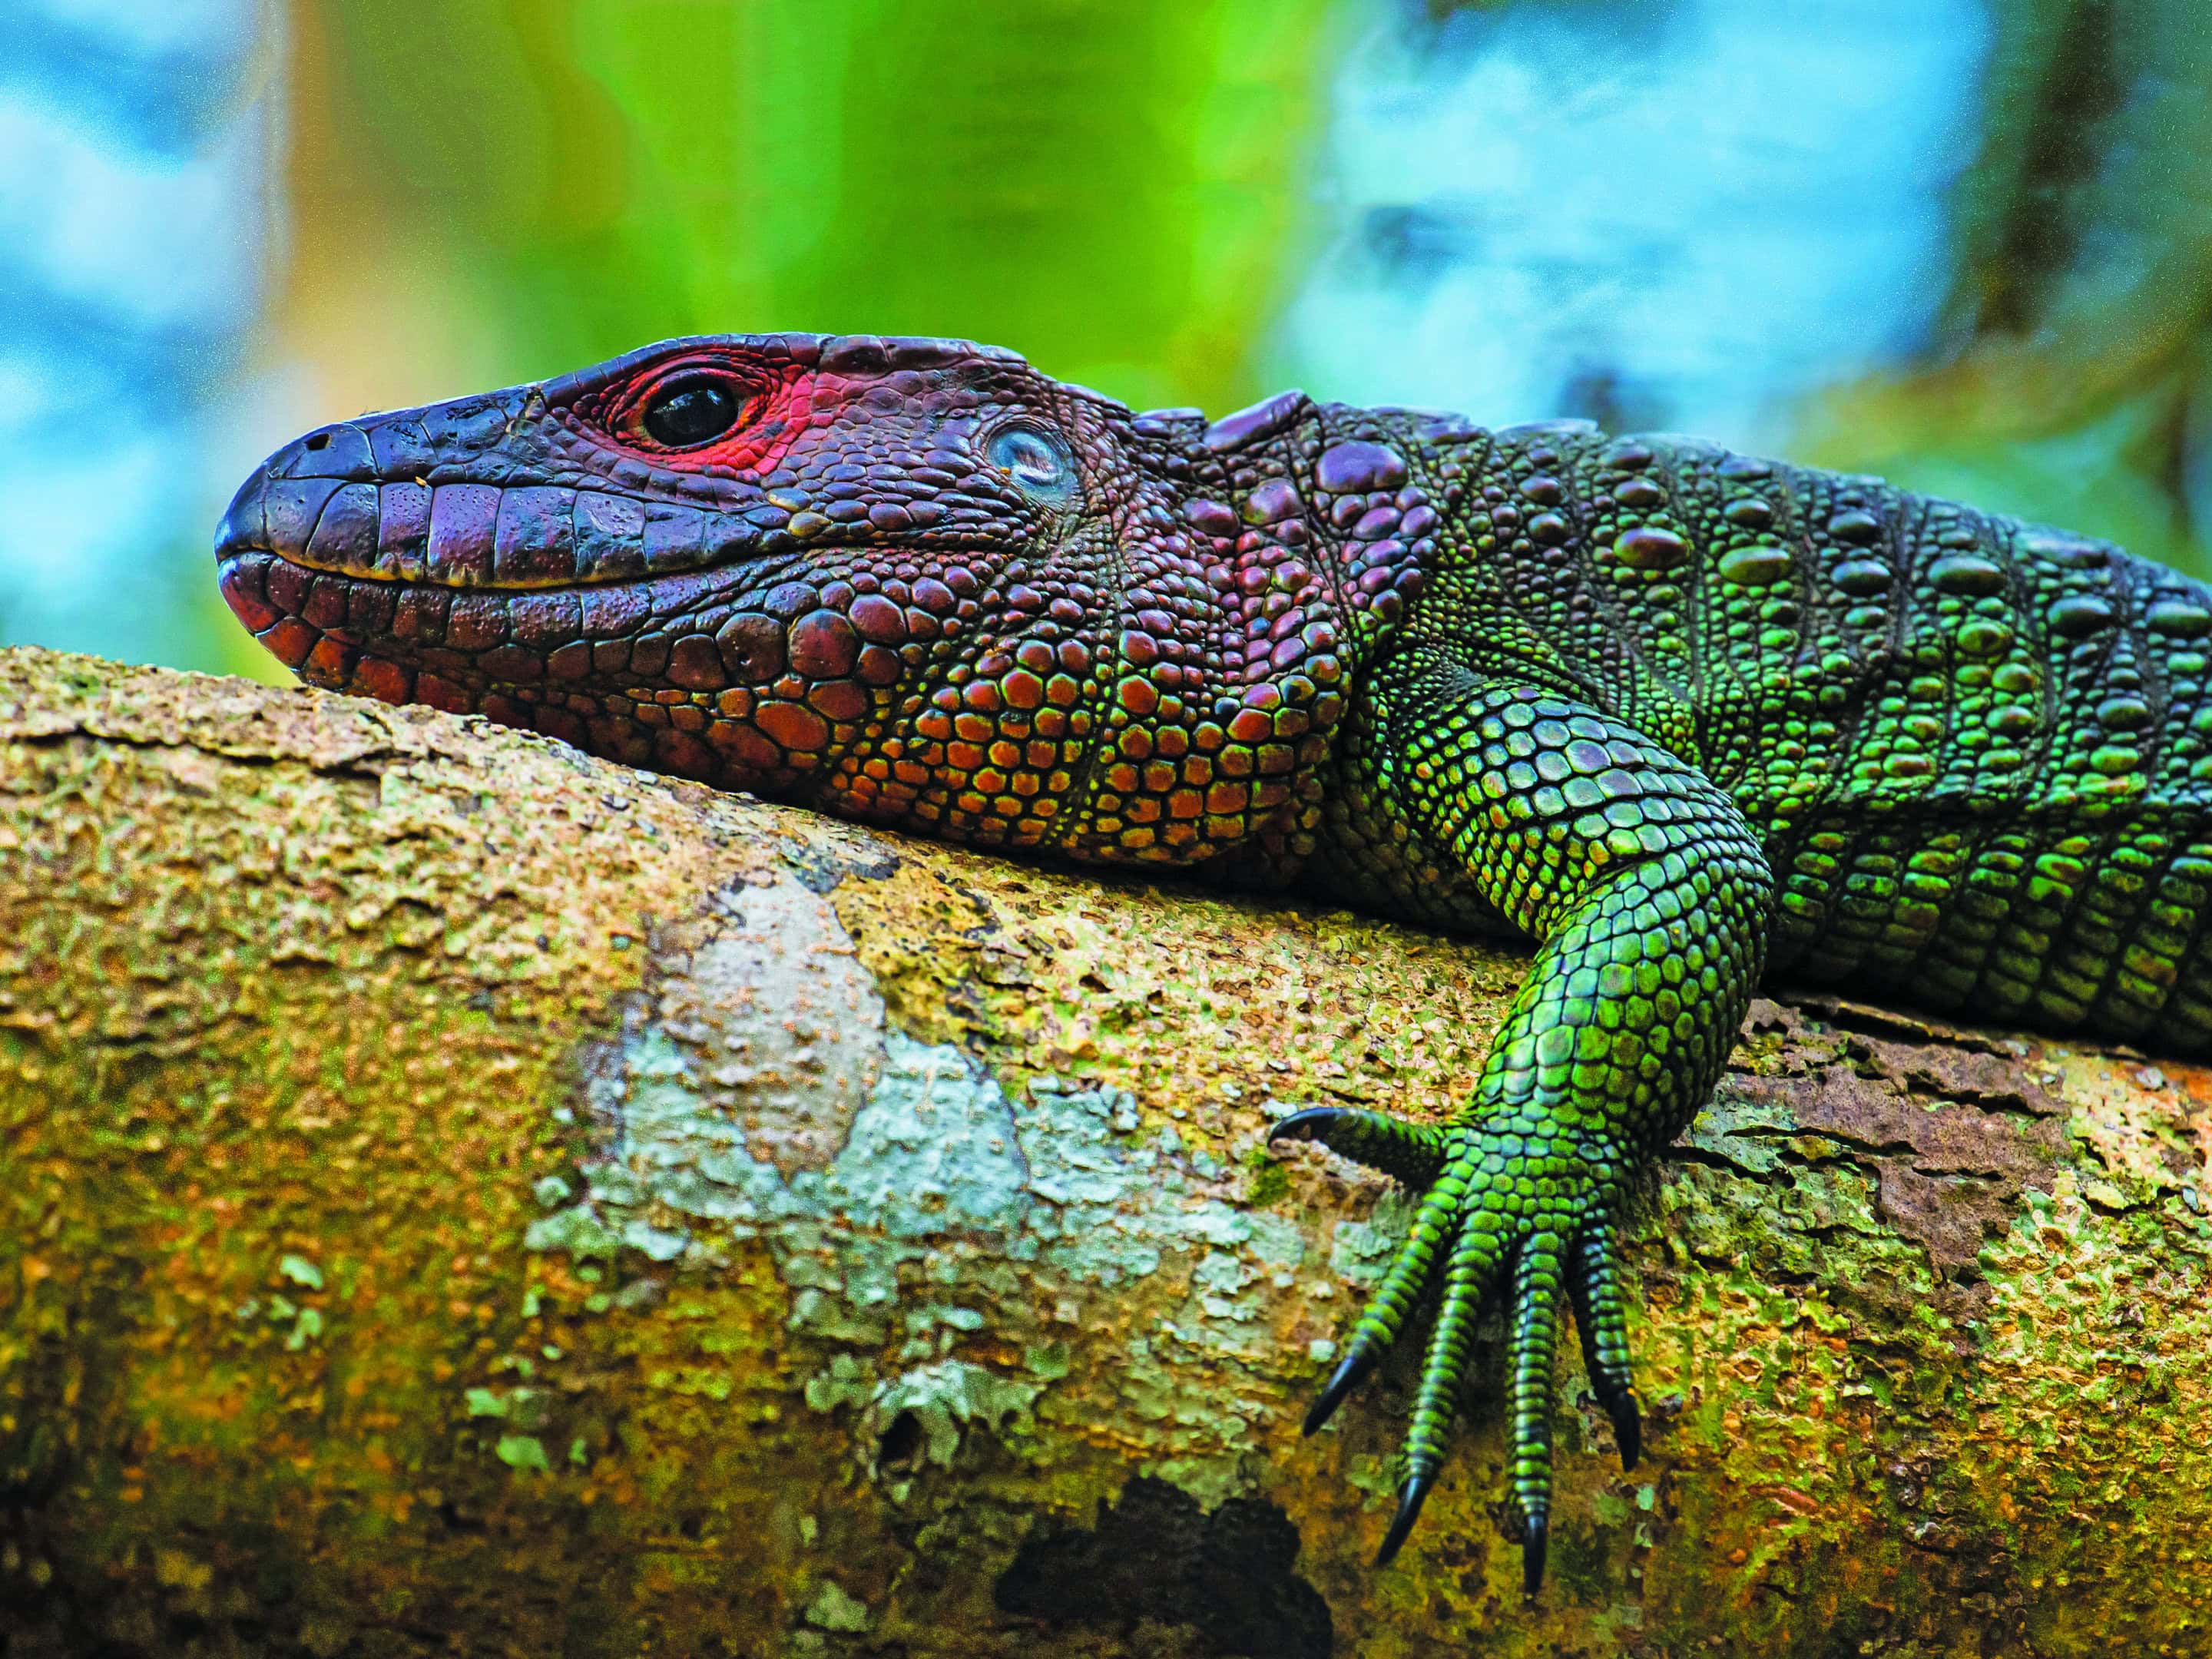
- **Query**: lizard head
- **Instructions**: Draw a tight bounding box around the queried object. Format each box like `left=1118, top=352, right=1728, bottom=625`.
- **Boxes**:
left=217, top=332, right=1366, bottom=863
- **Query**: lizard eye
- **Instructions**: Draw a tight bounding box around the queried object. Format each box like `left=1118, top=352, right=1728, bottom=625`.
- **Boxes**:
left=642, top=377, right=743, bottom=448
left=987, top=424, right=1076, bottom=502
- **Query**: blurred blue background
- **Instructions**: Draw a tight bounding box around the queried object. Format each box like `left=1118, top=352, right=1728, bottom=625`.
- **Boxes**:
left=5, top=0, right=2210, bottom=679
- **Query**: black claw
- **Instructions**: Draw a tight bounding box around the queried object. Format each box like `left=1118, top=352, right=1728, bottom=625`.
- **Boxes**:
left=1613, top=1392, right=1642, bottom=1472
left=1522, top=1515, right=1548, bottom=1598
left=1374, top=1475, right=1432, bottom=1568
left=1267, top=1106, right=1343, bottom=1146
left=1301, top=1349, right=1376, bottom=1435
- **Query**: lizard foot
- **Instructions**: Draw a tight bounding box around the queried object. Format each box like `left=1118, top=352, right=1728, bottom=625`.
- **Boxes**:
left=1273, top=1109, right=1641, bottom=1596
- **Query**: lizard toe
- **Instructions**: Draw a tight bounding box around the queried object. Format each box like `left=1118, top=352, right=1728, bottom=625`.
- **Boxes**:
left=1269, top=1105, right=1451, bottom=1187
left=1302, top=1347, right=1379, bottom=1436
left=1504, top=1233, right=1568, bottom=1594
left=1567, top=1217, right=1642, bottom=1472
left=1375, top=1475, right=1434, bottom=1568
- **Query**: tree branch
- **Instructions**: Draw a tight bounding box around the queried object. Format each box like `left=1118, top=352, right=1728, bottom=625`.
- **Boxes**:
left=2, top=647, right=2207, bottom=1655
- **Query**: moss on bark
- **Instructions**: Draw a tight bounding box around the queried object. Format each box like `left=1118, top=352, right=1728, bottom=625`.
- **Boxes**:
left=1, top=647, right=2207, bottom=1657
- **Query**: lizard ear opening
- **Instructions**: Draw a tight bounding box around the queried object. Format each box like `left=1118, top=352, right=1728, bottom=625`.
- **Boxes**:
left=986, top=422, right=1078, bottom=506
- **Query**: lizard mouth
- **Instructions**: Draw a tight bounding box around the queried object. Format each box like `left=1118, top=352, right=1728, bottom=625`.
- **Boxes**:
left=212, top=541, right=779, bottom=695
left=213, top=525, right=1060, bottom=825
left=211, top=462, right=783, bottom=593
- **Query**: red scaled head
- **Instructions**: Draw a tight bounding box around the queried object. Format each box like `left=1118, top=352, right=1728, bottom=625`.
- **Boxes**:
left=214, top=333, right=1144, bottom=849
left=218, top=331, right=1373, bottom=869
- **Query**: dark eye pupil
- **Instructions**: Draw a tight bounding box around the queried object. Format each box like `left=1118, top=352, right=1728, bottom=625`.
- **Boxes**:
left=644, top=382, right=739, bottom=447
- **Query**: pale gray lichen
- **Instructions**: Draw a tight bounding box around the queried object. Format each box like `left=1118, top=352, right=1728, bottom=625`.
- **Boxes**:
left=860, top=1358, right=1042, bottom=1476
left=542, top=1018, right=1309, bottom=1290
left=531, top=946, right=1316, bottom=1502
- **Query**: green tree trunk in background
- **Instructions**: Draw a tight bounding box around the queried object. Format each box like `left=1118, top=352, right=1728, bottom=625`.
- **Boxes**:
left=2, top=649, right=2209, bottom=1657
left=1799, top=0, right=2212, bottom=579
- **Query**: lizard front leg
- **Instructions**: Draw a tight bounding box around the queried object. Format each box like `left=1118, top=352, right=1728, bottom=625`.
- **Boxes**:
left=1277, top=664, right=1773, bottom=1594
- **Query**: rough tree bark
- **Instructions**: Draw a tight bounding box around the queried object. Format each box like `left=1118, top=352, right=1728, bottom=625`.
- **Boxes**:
left=0, top=646, right=2207, bottom=1658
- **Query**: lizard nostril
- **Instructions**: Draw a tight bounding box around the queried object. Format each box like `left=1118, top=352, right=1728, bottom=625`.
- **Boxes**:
left=303, top=431, right=330, bottom=452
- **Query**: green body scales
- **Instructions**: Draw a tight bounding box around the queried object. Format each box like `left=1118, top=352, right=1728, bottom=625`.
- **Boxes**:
left=217, top=334, right=2212, bottom=1597
left=1317, top=414, right=2212, bottom=1046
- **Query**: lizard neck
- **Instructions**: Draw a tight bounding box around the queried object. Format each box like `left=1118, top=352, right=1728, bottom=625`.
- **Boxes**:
left=1043, top=394, right=1430, bottom=870
left=1133, top=389, right=1441, bottom=672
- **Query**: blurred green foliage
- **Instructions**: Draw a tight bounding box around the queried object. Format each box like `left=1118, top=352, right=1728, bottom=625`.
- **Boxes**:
left=206, top=0, right=1332, bottom=679
left=296, top=0, right=1334, bottom=411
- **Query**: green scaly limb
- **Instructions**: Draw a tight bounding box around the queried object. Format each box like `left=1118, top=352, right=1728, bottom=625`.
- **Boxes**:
left=1277, top=671, right=1769, bottom=1588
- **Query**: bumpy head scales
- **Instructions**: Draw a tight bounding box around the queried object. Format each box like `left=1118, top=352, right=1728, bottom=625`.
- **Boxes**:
left=216, top=332, right=1378, bottom=867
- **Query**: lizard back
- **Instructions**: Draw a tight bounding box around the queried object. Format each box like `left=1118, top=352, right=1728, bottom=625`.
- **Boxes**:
left=1326, top=414, right=2212, bottom=1049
